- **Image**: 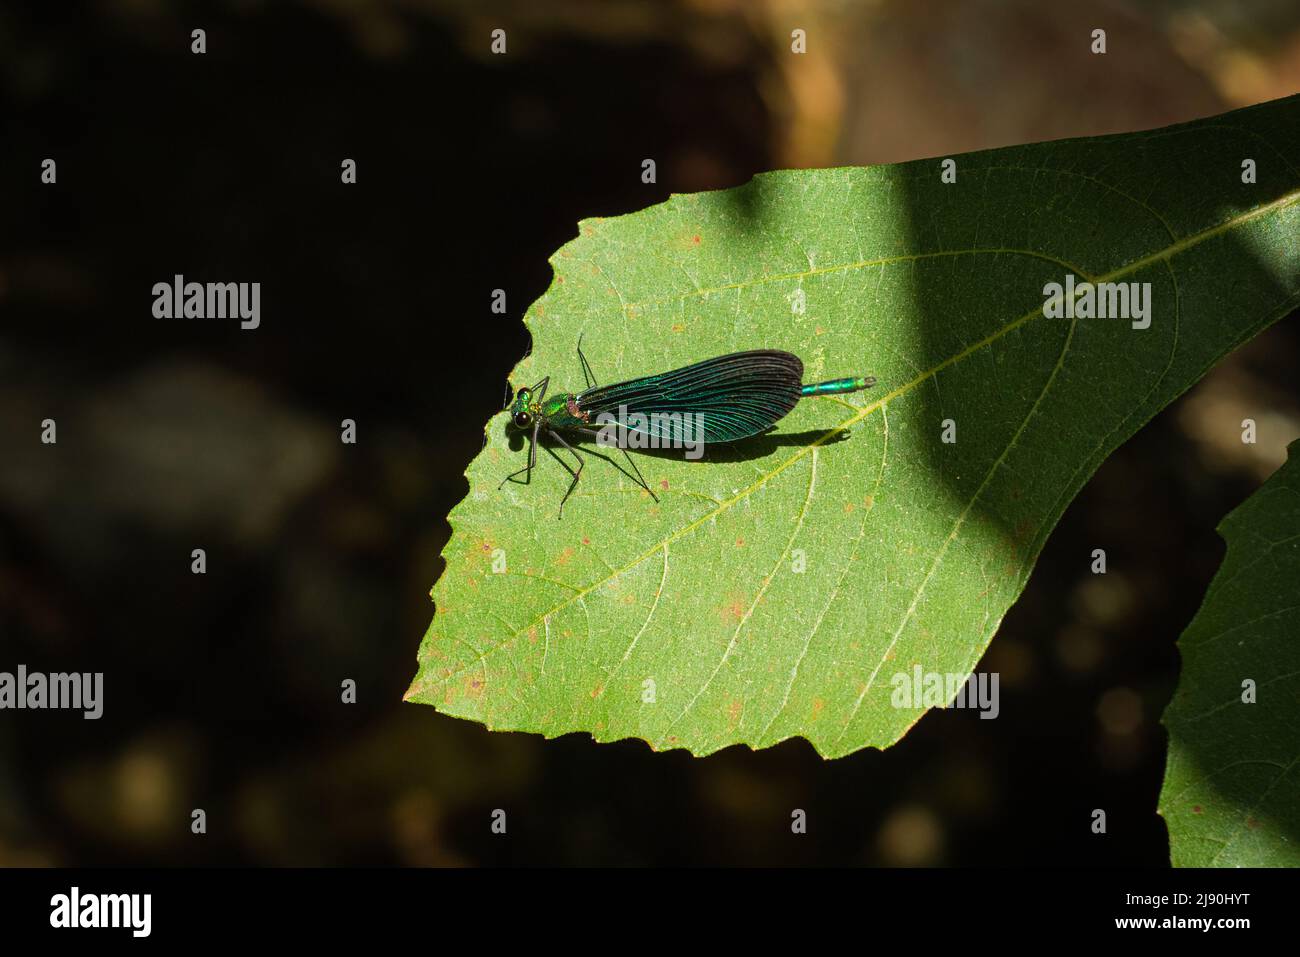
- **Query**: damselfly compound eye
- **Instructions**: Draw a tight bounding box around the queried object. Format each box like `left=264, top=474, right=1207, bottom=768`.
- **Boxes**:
left=513, top=411, right=532, bottom=429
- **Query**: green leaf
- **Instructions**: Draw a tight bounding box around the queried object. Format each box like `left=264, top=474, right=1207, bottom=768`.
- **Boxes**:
left=1159, top=440, right=1300, bottom=867
left=407, top=95, right=1300, bottom=758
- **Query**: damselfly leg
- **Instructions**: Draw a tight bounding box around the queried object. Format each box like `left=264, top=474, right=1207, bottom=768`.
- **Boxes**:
left=544, top=428, right=585, bottom=518
left=574, top=341, right=659, bottom=504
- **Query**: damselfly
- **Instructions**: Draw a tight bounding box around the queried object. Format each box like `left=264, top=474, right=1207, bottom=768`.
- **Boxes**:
left=501, top=342, right=876, bottom=516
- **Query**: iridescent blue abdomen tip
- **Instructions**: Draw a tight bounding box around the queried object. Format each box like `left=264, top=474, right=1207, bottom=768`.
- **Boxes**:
left=800, top=375, right=877, bottom=397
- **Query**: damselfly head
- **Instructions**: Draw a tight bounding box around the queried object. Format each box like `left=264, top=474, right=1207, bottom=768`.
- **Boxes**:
left=508, top=388, right=534, bottom=430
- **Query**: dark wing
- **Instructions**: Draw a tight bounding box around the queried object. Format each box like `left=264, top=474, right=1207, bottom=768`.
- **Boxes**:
left=576, top=350, right=804, bottom=444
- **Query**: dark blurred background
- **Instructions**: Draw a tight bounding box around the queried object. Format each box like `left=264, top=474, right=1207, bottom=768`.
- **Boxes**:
left=1, top=0, right=1297, bottom=866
